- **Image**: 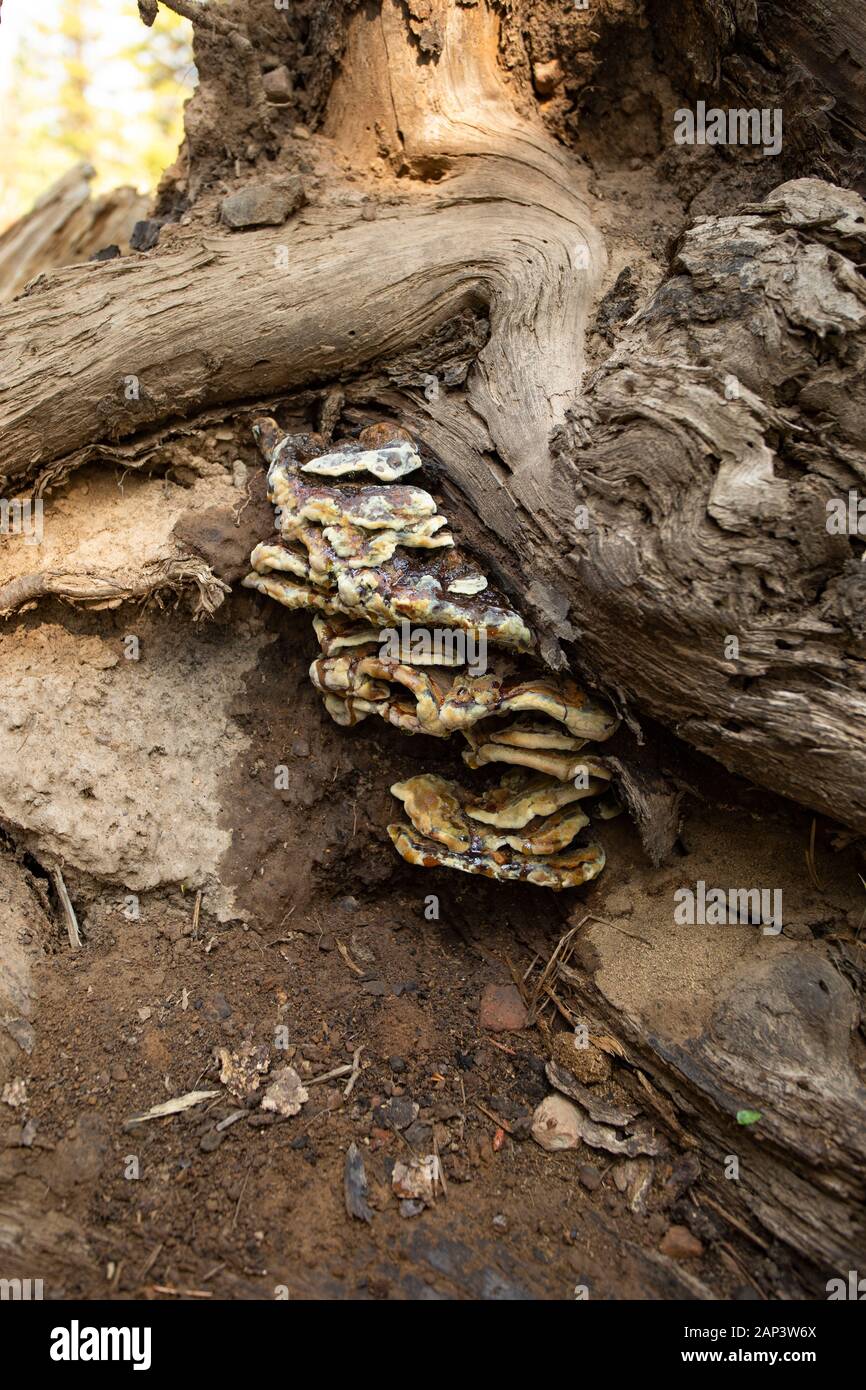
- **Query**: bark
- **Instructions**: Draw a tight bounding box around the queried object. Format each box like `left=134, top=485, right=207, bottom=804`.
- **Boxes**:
left=554, top=930, right=866, bottom=1278
left=648, top=0, right=866, bottom=186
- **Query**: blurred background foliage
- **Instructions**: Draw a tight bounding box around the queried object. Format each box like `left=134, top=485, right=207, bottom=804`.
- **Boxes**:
left=0, top=0, right=195, bottom=229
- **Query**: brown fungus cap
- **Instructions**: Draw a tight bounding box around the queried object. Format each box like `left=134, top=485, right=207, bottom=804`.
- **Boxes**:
left=387, top=822, right=605, bottom=890
left=391, top=774, right=592, bottom=856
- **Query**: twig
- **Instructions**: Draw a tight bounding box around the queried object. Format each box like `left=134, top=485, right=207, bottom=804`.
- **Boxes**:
left=343, top=1046, right=363, bottom=1099
left=138, top=1243, right=164, bottom=1281
left=336, top=938, right=364, bottom=977
left=718, top=1241, right=766, bottom=1299
left=150, top=1284, right=213, bottom=1299
left=52, top=868, right=82, bottom=949
left=231, top=1166, right=252, bottom=1232
left=696, top=1192, right=769, bottom=1251
left=474, top=1100, right=513, bottom=1134
left=191, top=889, right=202, bottom=939
left=306, top=1062, right=353, bottom=1088
left=215, top=1109, right=246, bottom=1132
left=433, top=1131, right=448, bottom=1199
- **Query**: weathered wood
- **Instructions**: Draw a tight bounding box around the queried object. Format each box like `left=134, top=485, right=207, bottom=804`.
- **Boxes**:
left=557, top=931, right=866, bottom=1279
left=0, top=163, right=148, bottom=304
left=1, top=0, right=865, bottom=840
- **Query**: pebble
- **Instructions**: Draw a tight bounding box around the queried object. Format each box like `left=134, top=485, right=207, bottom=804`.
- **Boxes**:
left=399, top=1199, right=425, bottom=1219
left=220, top=178, right=305, bottom=229
left=130, top=218, right=163, bottom=252
left=374, top=1096, right=418, bottom=1131
left=532, top=58, right=564, bottom=97
left=492, top=1214, right=508, bottom=1232
left=388, top=1056, right=406, bottom=1074
left=403, top=1120, right=432, bottom=1150
left=479, top=983, right=528, bottom=1032
left=659, top=1224, right=704, bottom=1260
left=362, top=979, right=387, bottom=996
left=531, top=1094, right=581, bottom=1151
left=578, top=1163, right=602, bottom=1191
left=263, top=65, right=293, bottom=103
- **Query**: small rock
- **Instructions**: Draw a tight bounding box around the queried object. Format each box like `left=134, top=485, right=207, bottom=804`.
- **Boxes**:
left=531, top=1094, right=581, bottom=1151
left=392, top=1155, right=439, bottom=1206
left=578, top=1163, right=602, bottom=1191
left=492, top=1214, right=508, bottom=1232
left=659, top=1224, right=704, bottom=1260
left=479, top=983, right=528, bottom=1032
left=362, top=979, right=387, bottom=996
left=262, top=65, right=293, bottom=103
left=339, top=896, right=360, bottom=914
left=403, top=1120, right=433, bottom=1150
left=532, top=58, right=564, bottom=97
left=388, top=1056, right=406, bottom=1074
left=90, top=244, right=121, bottom=262
left=220, top=178, right=305, bottom=230
left=130, top=218, right=164, bottom=252
left=291, top=737, right=310, bottom=758
left=2, top=1078, right=26, bottom=1109
left=292, top=124, right=310, bottom=140
left=344, top=1142, right=373, bottom=1224
left=261, top=1066, right=309, bottom=1118
left=374, top=1095, right=418, bottom=1131
left=137, top=1007, right=152, bottom=1022
left=231, top=459, right=248, bottom=490
left=199, top=1128, right=226, bottom=1153
left=217, top=1042, right=269, bottom=1101
left=399, top=1199, right=425, bottom=1219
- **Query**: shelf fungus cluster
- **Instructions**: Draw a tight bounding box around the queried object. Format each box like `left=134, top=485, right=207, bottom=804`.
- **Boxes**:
left=244, top=418, right=621, bottom=890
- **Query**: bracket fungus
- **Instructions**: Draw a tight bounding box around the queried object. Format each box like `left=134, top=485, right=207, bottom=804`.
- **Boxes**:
left=244, top=419, right=621, bottom=889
